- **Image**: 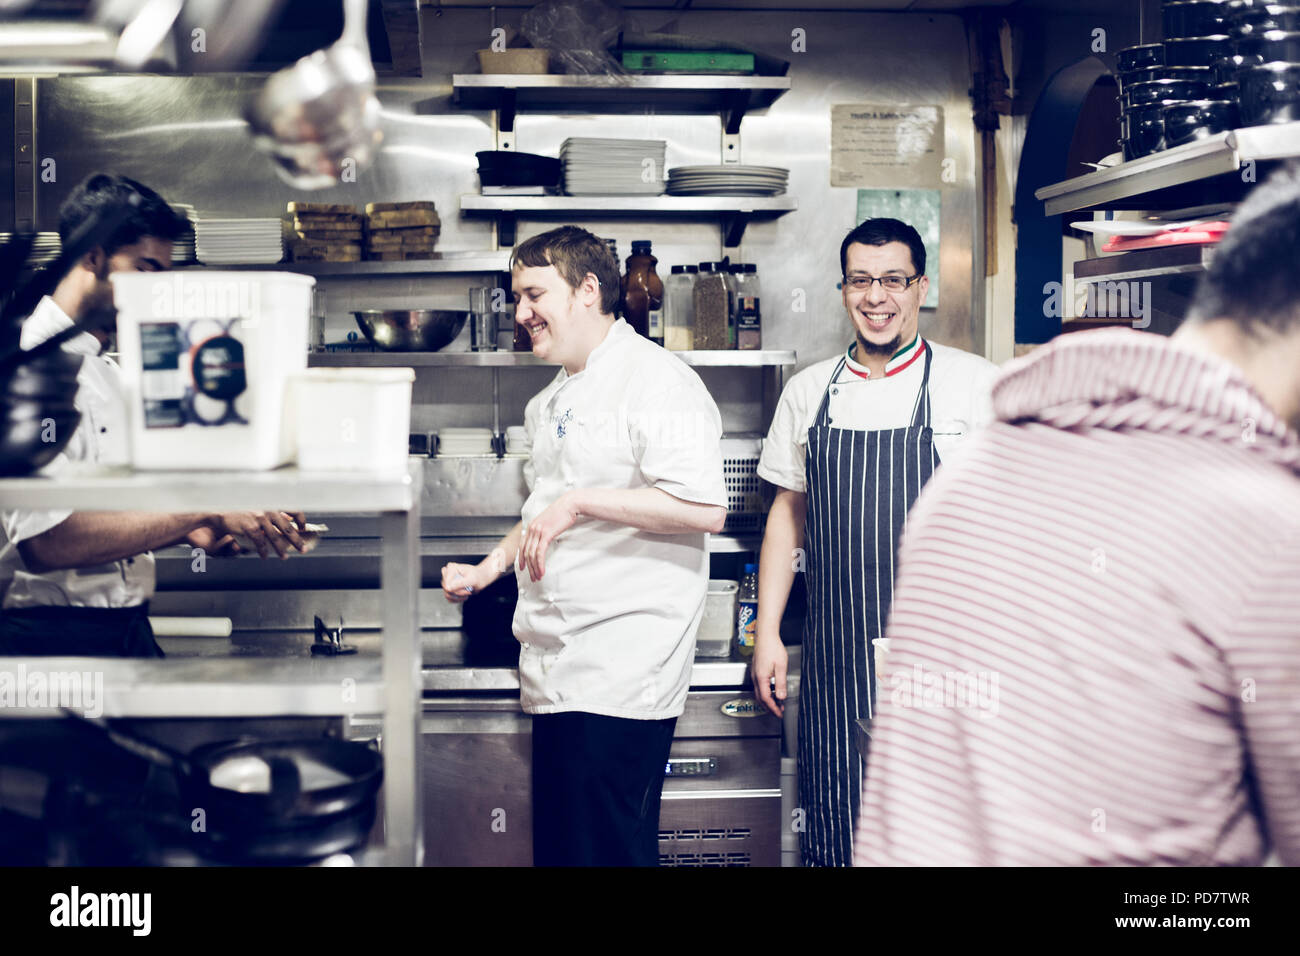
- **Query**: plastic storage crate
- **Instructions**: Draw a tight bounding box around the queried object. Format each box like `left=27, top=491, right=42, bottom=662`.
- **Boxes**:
left=721, top=435, right=765, bottom=534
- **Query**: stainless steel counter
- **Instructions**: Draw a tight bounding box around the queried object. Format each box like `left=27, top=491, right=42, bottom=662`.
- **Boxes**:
left=0, top=654, right=386, bottom=718
left=151, top=628, right=757, bottom=692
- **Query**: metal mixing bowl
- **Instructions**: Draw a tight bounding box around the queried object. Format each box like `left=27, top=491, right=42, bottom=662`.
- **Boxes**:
left=352, top=310, right=469, bottom=352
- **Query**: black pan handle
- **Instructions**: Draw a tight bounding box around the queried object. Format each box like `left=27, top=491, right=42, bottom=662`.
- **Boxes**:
left=59, top=708, right=193, bottom=777
left=265, top=755, right=302, bottom=820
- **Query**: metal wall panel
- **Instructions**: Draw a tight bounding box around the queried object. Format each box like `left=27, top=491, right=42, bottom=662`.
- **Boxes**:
left=33, top=7, right=979, bottom=435
left=0, top=80, right=14, bottom=231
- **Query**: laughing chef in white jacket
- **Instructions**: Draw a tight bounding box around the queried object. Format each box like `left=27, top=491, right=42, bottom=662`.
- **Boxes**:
left=440, top=225, right=728, bottom=867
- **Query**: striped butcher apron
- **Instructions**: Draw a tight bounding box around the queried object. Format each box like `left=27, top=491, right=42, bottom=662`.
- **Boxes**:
left=798, top=343, right=940, bottom=867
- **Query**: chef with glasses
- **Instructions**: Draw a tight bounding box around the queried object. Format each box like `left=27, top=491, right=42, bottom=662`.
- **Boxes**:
left=749, top=217, right=1000, bottom=866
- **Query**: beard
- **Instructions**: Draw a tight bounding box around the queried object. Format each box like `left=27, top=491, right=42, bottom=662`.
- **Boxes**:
left=856, top=332, right=901, bottom=357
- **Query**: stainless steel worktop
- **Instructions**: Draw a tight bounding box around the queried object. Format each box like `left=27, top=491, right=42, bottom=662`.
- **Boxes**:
left=152, top=628, right=759, bottom=693
left=0, top=654, right=387, bottom=718
left=0, top=632, right=779, bottom=720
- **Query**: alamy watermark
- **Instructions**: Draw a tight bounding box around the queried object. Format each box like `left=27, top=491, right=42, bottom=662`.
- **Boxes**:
left=887, top=663, right=1000, bottom=719
left=0, top=664, right=103, bottom=717
left=1043, top=277, right=1152, bottom=329
left=151, top=274, right=263, bottom=323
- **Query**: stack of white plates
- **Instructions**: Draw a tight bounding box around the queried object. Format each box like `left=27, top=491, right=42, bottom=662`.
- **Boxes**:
left=665, top=165, right=789, bottom=196
left=171, top=203, right=197, bottom=265
left=436, top=427, right=495, bottom=457
left=561, top=138, right=667, bottom=196
left=1, top=232, right=61, bottom=268
left=195, top=217, right=283, bottom=265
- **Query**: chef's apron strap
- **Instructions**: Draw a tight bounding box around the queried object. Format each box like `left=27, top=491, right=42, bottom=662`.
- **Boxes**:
left=0, top=603, right=163, bottom=658
left=907, top=341, right=935, bottom=429
left=812, top=357, right=849, bottom=426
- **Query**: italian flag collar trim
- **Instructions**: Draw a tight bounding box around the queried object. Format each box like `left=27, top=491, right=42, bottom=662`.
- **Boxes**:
left=843, top=334, right=925, bottom=380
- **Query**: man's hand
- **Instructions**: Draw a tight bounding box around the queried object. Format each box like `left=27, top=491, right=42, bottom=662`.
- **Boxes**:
left=752, top=633, right=789, bottom=718
left=520, top=492, right=581, bottom=582
left=440, top=561, right=494, bottom=603
left=210, top=511, right=308, bottom=559
left=185, top=526, right=241, bottom=557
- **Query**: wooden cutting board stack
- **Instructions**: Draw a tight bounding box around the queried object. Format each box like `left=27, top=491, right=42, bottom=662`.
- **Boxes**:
left=365, top=201, right=441, bottom=261
left=286, top=202, right=362, bottom=262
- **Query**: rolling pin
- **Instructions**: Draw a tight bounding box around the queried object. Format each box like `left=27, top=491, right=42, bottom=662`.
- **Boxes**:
left=148, top=617, right=234, bottom=638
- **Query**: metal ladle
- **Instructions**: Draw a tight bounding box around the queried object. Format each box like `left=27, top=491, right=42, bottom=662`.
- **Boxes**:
left=244, top=0, right=383, bottom=190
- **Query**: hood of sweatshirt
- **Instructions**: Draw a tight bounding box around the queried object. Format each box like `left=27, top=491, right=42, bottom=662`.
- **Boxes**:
left=991, top=327, right=1300, bottom=475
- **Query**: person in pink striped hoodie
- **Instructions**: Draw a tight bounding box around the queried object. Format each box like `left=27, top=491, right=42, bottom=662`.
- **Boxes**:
left=855, top=164, right=1300, bottom=866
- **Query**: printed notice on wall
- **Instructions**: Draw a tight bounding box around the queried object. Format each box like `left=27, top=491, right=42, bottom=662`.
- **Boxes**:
left=831, top=105, right=944, bottom=187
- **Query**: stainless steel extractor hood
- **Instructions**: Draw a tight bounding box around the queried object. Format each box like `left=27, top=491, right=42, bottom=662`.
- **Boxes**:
left=0, top=0, right=418, bottom=76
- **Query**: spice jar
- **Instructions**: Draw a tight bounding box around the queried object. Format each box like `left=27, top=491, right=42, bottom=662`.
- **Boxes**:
left=693, top=262, right=730, bottom=350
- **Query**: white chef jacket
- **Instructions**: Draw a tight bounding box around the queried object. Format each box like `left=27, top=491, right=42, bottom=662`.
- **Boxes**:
left=757, top=338, right=1000, bottom=493
left=514, top=318, right=728, bottom=720
left=0, top=296, right=155, bottom=609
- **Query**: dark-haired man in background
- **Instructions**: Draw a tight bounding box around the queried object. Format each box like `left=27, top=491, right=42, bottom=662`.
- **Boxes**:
left=440, top=225, right=727, bottom=866
left=855, top=166, right=1300, bottom=866
left=750, top=217, right=999, bottom=866
left=0, top=173, right=309, bottom=657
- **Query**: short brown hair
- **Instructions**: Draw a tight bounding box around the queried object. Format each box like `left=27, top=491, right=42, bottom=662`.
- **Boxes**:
left=511, top=225, right=620, bottom=315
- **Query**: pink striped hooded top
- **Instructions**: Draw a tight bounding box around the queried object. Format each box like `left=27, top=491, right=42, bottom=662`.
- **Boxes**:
left=854, top=327, right=1300, bottom=866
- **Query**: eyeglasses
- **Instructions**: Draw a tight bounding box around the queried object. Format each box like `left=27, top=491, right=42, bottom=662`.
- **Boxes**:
left=841, top=274, right=922, bottom=293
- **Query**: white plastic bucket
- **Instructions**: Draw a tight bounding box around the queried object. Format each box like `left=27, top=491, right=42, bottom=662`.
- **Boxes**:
left=293, top=367, right=414, bottom=473
left=111, top=270, right=314, bottom=470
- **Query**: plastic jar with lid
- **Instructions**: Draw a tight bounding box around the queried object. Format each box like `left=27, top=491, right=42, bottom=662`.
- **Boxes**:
left=664, top=264, right=697, bottom=351
left=693, top=262, right=730, bottom=350
left=726, top=262, right=749, bottom=348
left=733, top=263, right=762, bottom=350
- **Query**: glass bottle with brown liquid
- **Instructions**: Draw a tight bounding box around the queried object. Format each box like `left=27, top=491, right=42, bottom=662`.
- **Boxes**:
left=619, top=240, right=663, bottom=344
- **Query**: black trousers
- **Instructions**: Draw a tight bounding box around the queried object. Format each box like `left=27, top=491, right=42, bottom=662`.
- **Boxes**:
left=0, top=603, right=163, bottom=657
left=531, top=711, right=677, bottom=867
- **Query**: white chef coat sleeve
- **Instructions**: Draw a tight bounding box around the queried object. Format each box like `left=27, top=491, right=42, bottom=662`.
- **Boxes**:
left=522, top=392, right=541, bottom=494
left=630, top=379, right=728, bottom=508
left=756, top=375, right=808, bottom=493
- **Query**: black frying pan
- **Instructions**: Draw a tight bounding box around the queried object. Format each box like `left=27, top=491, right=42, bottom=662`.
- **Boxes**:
left=62, top=711, right=383, bottom=833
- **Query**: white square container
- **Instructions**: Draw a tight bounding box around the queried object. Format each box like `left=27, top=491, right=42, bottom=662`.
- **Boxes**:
left=111, top=271, right=315, bottom=470
left=294, top=367, right=415, bottom=473
left=695, top=579, right=738, bottom=658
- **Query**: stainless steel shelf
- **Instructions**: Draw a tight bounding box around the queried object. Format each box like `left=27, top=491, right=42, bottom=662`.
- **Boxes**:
left=709, top=534, right=763, bottom=553
left=451, top=73, right=791, bottom=118
left=185, top=532, right=764, bottom=557
left=678, top=350, right=795, bottom=367
left=0, top=461, right=420, bottom=513
left=460, top=194, right=796, bottom=214
left=0, top=657, right=386, bottom=719
left=181, top=252, right=511, bottom=276
left=309, top=349, right=795, bottom=368
left=1071, top=244, right=1213, bottom=284
left=1035, top=122, right=1300, bottom=215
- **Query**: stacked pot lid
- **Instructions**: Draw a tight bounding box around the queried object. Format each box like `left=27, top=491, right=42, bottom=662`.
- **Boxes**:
left=561, top=138, right=667, bottom=196
left=0, top=232, right=61, bottom=269
left=194, top=217, right=284, bottom=265
left=1231, top=0, right=1300, bottom=126
left=1115, top=1, right=1300, bottom=164
left=170, top=203, right=197, bottom=265
left=665, top=165, right=789, bottom=196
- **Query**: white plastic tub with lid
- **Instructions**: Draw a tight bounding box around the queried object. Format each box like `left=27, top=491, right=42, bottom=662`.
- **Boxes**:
left=293, top=367, right=415, bottom=473
left=695, top=579, right=738, bottom=658
left=111, top=270, right=314, bottom=470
